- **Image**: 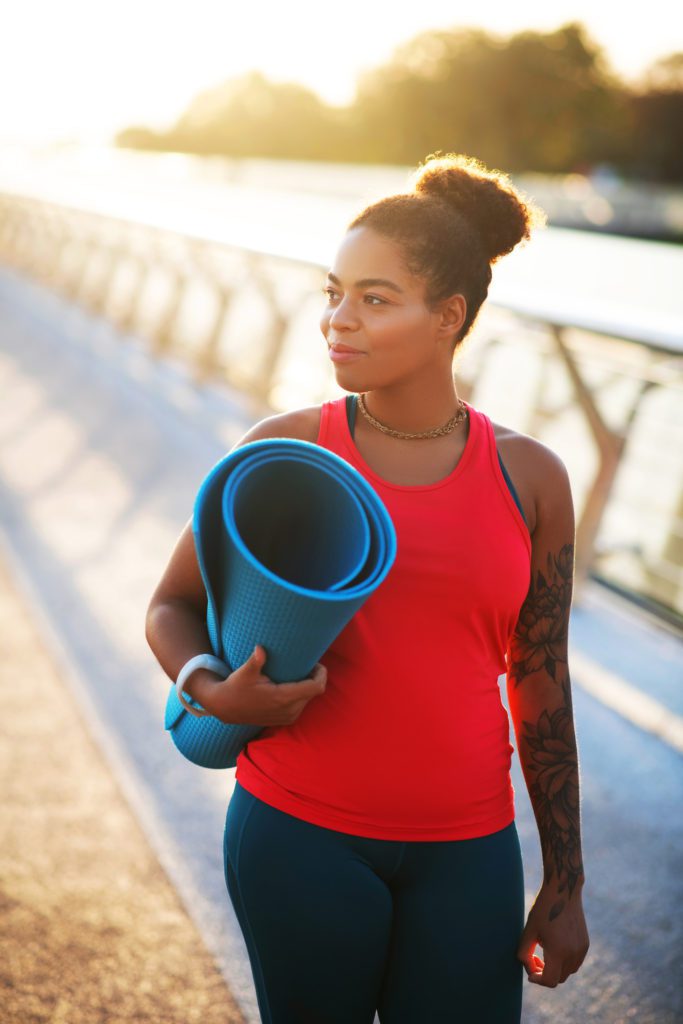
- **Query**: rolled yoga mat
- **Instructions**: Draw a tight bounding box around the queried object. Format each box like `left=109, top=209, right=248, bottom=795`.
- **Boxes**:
left=164, top=437, right=397, bottom=769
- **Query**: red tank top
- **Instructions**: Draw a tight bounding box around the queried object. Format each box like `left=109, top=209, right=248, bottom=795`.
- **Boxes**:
left=235, top=397, right=532, bottom=840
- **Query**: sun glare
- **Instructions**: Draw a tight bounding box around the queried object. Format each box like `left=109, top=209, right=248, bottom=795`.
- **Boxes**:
left=1, top=0, right=681, bottom=144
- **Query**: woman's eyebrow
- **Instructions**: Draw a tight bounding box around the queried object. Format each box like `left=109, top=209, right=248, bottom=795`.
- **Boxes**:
left=326, top=271, right=404, bottom=294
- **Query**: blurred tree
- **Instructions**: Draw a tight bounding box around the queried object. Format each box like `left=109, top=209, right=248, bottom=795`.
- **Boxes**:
left=114, top=25, right=682, bottom=183
left=116, top=126, right=168, bottom=151
left=351, top=29, right=497, bottom=163
left=351, top=23, right=628, bottom=173
left=624, top=54, right=683, bottom=183
left=493, top=24, right=628, bottom=171
left=156, top=71, right=348, bottom=160
left=641, top=52, right=683, bottom=91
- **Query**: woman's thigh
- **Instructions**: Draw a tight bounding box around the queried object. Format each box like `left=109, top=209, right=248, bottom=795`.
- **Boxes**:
left=377, top=823, right=525, bottom=1024
left=224, top=783, right=393, bottom=1024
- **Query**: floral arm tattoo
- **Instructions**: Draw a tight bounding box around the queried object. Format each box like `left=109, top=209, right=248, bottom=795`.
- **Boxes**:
left=507, top=542, right=584, bottom=919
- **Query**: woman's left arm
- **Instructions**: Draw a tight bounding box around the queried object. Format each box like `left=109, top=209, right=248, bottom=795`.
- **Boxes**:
left=506, top=446, right=590, bottom=988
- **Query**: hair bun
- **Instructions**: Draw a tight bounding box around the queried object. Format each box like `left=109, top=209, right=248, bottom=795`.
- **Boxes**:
left=410, top=152, right=545, bottom=263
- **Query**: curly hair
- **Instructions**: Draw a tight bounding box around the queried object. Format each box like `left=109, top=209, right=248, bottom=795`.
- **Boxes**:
left=348, top=152, right=546, bottom=343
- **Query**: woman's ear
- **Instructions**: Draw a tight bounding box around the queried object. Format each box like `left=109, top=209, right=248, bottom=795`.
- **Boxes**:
left=436, top=293, right=467, bottom=343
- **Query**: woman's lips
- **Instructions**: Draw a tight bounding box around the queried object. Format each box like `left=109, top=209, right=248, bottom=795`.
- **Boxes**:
left=328, top=344, right=365, bottom=363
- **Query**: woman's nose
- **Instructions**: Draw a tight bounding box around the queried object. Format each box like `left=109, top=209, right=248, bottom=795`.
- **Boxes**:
left=328, top=297, right=358, bottom=330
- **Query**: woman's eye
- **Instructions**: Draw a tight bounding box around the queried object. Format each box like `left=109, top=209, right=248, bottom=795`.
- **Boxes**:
left=321, top=288, right=385, bottom=306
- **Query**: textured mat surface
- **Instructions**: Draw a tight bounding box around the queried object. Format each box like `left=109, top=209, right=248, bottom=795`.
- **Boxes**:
left=165, top=438, right=396, bottom=768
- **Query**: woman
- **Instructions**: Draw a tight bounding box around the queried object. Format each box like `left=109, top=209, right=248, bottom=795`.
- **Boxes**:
left=146, top=153, right=589, bottom=1023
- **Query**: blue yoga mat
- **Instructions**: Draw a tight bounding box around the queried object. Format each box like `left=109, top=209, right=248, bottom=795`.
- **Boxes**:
left=164, top=437, right=397, bottom=769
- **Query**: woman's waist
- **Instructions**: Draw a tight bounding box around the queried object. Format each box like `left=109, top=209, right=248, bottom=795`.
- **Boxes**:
left=239, top=688, right=513, bottom=793
left=236, top=725, right=515, bottom=839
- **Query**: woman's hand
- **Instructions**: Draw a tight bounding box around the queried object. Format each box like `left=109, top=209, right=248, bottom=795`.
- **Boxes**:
left=192, top=644, right=328, bottom=726
left=517, top=881, right=590, bottom=987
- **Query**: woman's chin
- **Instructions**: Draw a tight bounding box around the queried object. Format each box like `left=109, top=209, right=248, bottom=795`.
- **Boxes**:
left=331, top=365, right=367, bottom=389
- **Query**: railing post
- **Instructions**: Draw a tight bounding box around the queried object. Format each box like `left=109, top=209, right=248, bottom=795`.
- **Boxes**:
left=86, top=241, right=122, bottom=317
left=549, top=324, right=643, bottom=595
left=248, top=255, right=292, bottom=403
left=194, top=285, right=234, bottom=383
left=151, top=267, right=186, bottom=355
left=117, top=253, right=151, bottom=335
left=648, top=486, right=683, bottom=609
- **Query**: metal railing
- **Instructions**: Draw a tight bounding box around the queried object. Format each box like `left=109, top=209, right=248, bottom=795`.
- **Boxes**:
left=1, top=190, right=681, bottom=622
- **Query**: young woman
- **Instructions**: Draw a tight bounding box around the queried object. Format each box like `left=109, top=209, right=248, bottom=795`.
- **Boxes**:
left=146, top=153, right=589, bottom=1023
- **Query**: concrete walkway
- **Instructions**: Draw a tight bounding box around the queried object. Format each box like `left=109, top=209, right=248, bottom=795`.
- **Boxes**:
left=0, top=551, right=244, bottom=1023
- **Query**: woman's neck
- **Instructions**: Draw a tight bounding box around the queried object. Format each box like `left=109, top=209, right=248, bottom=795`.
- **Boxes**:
left=360, top=381, right=463, bottom=436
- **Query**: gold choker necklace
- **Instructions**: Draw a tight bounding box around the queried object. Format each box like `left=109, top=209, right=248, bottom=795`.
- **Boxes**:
left=357, top=393, right=468, bottom=440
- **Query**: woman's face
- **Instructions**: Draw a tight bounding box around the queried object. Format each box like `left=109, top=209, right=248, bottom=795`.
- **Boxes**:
left=320, top=226, right=455, bottom=391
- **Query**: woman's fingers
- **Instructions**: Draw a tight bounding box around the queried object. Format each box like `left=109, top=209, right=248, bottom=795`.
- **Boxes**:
left=525, top=946, right=578, bottom=987
left=517, top=925, right=541, bottom=976
left=520, top=949, right=544, bottom=978
left=243, top=644, right=268, bottom=677
left=518, top=935, right=564, bottom=988
left=517, top=896, right=589, bottom=987
left=271, top=663, right=327, bottom=722
left=237, top=658, right=328, bottom=724
left=528, top=954, right=562, bottom=987
left=275, top=663, right=328, bottom=701
left=214, top=648, right=327, bottom=724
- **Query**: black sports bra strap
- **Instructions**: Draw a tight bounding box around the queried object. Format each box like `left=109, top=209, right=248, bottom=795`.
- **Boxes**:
left=497, top=451, right=528, bottom=527
left=345, top=394, right=358, bottom=438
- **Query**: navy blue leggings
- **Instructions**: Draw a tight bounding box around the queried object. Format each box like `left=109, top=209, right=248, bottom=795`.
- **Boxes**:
left=224, top=783, right=525, bottom=1024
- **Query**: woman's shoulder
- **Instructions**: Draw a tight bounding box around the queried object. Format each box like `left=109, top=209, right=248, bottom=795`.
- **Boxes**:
left=489, top=418, right=568, bottom=476
left=234, top=404, right=323, bottom=448
left=489, top=417, right=571, bottom=537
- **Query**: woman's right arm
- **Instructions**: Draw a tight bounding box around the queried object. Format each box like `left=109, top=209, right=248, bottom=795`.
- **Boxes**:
left=145, top=405, right=326, bottom=725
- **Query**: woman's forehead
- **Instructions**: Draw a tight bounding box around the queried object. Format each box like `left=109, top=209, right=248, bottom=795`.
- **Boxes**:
left=329, top=227, right=413, bottom=287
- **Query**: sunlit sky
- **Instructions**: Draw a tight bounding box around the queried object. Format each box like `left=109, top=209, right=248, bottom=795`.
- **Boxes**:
left=2, top=0, right=682, bottom=145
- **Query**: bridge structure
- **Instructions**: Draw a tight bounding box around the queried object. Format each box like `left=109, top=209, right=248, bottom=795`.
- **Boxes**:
left=0, top=163, right=681, bottom=618
left=0, top=165, right=682, bottom=1023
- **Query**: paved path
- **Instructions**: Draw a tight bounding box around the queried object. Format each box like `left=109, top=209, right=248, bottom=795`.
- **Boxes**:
left=0, top=552, right=244, bottom=1024
left=1, top=266, right=681, bottom=1023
